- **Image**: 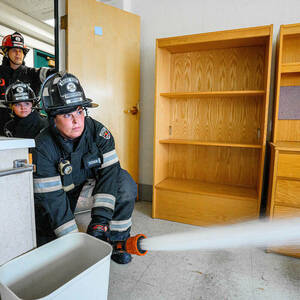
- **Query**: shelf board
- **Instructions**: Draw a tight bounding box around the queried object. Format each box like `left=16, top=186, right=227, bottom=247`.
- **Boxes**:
left=281, top=63, right=300, bottom=73
left=160, top=90, right=266, bottom=98
left=155, top=178, right=258, bottom=201
left=270, top=141, right=300, bottom=151
left=159, top=139, right=262, bottom=149
left=157, top=26, right=272, bottom=53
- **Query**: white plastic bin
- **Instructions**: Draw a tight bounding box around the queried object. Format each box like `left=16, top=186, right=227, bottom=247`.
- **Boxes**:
left=0, top=233, right=112, bottom=300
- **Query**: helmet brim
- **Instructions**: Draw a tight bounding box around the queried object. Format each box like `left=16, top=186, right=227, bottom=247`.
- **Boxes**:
left=0, top=46, right=30, bottom=55
left=48, top=98, right=98, bottom=116
left=85, top=98, right=99, bottom=108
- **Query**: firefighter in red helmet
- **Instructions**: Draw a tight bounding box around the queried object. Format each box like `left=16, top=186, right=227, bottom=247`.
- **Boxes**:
left=1, top=31, right=30, bottom=67
left=0, top=32, right=55, bottom=136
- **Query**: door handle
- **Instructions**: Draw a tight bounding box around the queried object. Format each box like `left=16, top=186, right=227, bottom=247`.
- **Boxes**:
left=124, top=105, right=139, bottom=115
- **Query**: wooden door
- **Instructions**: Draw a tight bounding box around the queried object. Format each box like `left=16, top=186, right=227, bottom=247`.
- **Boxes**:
left=66, top=0, right=140, bottom=182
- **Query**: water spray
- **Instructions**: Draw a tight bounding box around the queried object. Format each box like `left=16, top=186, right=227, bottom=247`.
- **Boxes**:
left=119, top=217, right=300, bottom=256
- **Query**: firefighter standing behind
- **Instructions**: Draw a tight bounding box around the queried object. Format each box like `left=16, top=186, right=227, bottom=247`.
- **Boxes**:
left=32, top=72, right=137, bottom=264
left=0, top=32, right=55, bottom=135
left=3, top=81, right=48, bottom=138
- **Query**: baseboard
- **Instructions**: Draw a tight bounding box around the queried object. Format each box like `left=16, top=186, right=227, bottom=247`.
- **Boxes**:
left=138, top=184, right=153, bottom=202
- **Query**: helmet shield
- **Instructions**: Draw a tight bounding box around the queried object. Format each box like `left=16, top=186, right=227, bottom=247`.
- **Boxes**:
left=41, top=72, right=98, bottom=116
left=1, top=32, right=29, bottom=55
left=4, top=81, right=37, bottom=106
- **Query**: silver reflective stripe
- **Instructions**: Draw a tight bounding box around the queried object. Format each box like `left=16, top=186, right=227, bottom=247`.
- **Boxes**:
left=55, top=219, right=78, bottom=237
left=110, top=218, right=132, bottom=232
left=34, top=176, right=62, bottom=193
left=100, top=149, right=119, bottom=169
left=75, top=179, right=96, bottom=213
left=79, top=179, right=95, bottom=199
left=39, top=67, right=49, bottom=82
left=93, top=193, right=115, bottom=210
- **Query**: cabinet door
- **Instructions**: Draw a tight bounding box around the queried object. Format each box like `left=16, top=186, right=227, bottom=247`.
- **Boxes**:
left=66, top=0, right=140, bottom=181
left=0, top=149, right=36, bottom=265
left=270, top=205, right=300, bottom=258
left=275, top=179, right=300, bottom=206
left=277, top=152, right=300, bottom=179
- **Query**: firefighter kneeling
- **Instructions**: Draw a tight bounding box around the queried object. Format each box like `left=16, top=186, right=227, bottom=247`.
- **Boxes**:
left=32, top=72, right=137, bottom=264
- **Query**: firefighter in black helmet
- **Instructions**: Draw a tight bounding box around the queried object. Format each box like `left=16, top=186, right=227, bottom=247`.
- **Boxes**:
left=0, top=32, right=55, bottom=135
left=3, top=80, right=48, bottom=138
left=32, top=72, right=137, bottom=264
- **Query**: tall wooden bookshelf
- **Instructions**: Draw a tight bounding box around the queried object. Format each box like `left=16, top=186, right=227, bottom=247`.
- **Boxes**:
left=267, top=23, right=300, bottom=258
left=153, top=25, right=273, bottom=226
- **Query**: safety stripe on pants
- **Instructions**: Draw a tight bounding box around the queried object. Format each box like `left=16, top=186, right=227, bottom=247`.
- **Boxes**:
left=55, top=219, right=78, bottom=237
left=110, top=218, right=132, bottom=232
left=93, top=193, right=116, bottom=210
left=100, top=149, right=119, bottom=169
left=33, top=176, right=62, bottom=193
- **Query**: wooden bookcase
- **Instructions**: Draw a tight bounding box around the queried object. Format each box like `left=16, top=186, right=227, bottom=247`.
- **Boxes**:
left=153, top=25, right=273, bottom=226
left=267, top=23, right=300, bottom=258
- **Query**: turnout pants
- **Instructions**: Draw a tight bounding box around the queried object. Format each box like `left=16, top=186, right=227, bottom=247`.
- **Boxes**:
left=36, top=169, right=137, bottom=246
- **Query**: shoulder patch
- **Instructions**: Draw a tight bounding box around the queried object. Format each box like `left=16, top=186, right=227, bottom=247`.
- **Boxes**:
left=99, top=127, right=111, bottom=139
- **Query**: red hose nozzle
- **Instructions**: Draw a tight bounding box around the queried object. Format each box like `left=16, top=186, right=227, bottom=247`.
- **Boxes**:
left=113, top=234, right=148, bottom=256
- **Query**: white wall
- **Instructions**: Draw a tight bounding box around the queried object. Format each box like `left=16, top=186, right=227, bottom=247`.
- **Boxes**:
left=0, top=1, right=54, bottom=46
left=129, top=0, right=300, bottom=185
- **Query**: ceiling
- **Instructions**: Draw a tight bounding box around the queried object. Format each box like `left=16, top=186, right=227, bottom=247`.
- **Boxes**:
left=0, top=0, right=116, bottom=23
left=1, top=0, right=54, bottom=22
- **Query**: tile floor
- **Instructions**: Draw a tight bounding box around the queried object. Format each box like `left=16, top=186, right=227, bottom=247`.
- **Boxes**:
left=107, top=201, right=300, bottom=300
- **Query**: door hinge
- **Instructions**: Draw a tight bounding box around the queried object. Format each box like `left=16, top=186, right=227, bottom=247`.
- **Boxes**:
left=60, top=15, right=68, bottom=30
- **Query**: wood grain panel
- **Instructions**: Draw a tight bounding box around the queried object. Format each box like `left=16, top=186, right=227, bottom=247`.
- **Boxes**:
left=280, top=73, right=300, bottom=86
left=277, top=152, right=300, bottom=178
left=273, top=205, right=300, bottom=217
left=156, top=178, right=257, bottom=201
left=160, top=91, right=265, bottom=97
left=154, top=26, right=272, bottom=225
left=276, top=120, right=300, bottom=141
left=282, top=35, right=300, bottom=64
left=270, top=205, right=300, bottom=258
left=159, top=139, right=261, bottom=148
left=154, top=189, right=257, bottom=226
left=168, top=144, right=259, bottom=187
left=275, top=179, right=300, bottom=207
left=170, top=46, right=265, bottom=92
left=266, top=145, right=277, bottom=216
left=281, top=62, right=300, bottom=73
left=273, top=141, right=300, bottom=150
left=153, top=48, right=172, bottom=187
left=169, top=96, right=262, bottom=144
left=157, top=25, right=271, bottom=53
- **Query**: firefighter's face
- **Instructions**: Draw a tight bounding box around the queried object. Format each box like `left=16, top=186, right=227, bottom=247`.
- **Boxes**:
left=8, top=48, right=24, bottom=66
left=54, top=107, right=85, bottom=139
left=12, top=101, right=32, bottom=118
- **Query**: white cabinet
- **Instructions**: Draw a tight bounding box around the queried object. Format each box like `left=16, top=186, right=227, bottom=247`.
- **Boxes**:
left=0, top=137, right=36, bottom=265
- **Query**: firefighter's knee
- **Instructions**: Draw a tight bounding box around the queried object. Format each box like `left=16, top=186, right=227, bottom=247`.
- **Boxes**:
left=118, top=169, right=137, bottom=201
